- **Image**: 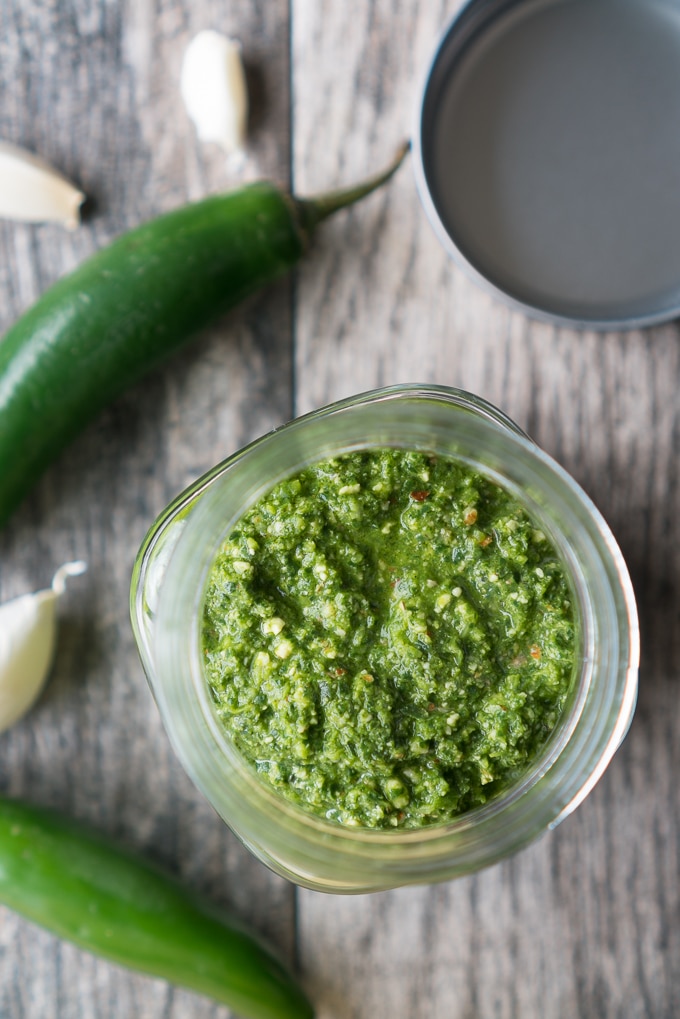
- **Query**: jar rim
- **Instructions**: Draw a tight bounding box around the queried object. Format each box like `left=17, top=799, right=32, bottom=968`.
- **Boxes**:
left=144, top=385, right=639, bottom=888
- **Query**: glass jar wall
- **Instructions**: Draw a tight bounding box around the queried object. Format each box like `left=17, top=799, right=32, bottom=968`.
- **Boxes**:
left=130, top=385, right=638, bottom=892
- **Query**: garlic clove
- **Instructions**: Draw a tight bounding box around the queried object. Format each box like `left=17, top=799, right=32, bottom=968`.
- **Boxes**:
left=0, top=561, right=87, bottom=733
left=0, top=591, right=58, bottom=733
left=180, top=31, right=248, bottom=154
left=0, top=142, right=85, bottom=229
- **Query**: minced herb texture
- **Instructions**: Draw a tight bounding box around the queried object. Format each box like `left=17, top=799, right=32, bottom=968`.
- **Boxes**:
left=202, top=449, right=576, bottom=830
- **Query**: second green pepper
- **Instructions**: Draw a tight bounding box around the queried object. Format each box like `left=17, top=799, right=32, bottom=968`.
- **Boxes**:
left=0, top=797, right=312, bottom=1019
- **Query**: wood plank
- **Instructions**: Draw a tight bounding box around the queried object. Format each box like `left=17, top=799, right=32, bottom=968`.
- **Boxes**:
left=293, top=1, right=679, bottom=1016
left=0, top=0, right=296, bottom=1015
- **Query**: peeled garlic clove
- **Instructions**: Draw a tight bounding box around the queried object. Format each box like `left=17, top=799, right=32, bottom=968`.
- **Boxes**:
left=0, top=142, right=85, bottom=229
left=180, top=31, right=248, bottom=154
left=0, top=561, right=87, bottom=733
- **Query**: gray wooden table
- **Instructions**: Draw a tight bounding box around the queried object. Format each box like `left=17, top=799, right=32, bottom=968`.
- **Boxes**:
left=0, top=1, right=676, bottom=1016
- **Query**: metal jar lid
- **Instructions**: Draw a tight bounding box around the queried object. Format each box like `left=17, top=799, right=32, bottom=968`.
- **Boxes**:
left=413, top=0, right=680, bottom=329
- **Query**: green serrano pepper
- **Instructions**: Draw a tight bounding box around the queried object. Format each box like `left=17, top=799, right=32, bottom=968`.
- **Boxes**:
left=0, top=797, right=312, bottom=1019
left=0, top=144, right=408, bottom=528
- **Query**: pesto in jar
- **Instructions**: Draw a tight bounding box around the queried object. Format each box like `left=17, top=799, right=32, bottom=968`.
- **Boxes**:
left=202, top=449, right=576, bottom=830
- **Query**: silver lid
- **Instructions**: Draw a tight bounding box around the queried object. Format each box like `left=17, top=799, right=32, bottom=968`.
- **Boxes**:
left=414, top=0, right=680, bottom=329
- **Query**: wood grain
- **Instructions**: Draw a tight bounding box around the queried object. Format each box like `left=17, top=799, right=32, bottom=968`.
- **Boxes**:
left=293, top=1, right=680, bottom=1017
left=0, top=1, right=295, bottom=1016
left=0, top=0, right=679, bottom=1016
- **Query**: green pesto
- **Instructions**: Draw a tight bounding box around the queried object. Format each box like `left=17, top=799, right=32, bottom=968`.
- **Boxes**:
left=202, top=449, right=576, bottom=830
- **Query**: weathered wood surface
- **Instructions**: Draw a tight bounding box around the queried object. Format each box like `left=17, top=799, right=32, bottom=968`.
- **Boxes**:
left=0, top=1, right=294, bottom=1017
left=0, top=0, right=677, bottom=1016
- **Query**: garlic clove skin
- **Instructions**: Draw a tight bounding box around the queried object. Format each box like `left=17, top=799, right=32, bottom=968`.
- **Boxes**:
left=0, top=142, right=85, bottom=230
left=0, top=590, right=58, bottom=734
left=0, top=561, right=86, bottom=733
left=180, top=31, right=248, bottom=154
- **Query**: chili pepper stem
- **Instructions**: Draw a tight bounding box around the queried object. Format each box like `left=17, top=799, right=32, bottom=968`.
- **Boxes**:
left=294, top=140, right=410, bottom=236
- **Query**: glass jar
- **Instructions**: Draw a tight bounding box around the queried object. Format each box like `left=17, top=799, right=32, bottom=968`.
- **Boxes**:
left=130, top=385, right=638, bottom=893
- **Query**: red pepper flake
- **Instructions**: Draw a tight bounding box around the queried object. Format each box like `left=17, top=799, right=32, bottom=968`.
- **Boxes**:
left=410, top=490, right=430, bottom=502
left=427, top=702, right=436, bottom=712
left=464, top=508, right=478, bottom=526
left=334, top=667, right=346, bottom=675
left=479, top=535, right=492, bottom=548
left=530, top=645, right=542, bottom=660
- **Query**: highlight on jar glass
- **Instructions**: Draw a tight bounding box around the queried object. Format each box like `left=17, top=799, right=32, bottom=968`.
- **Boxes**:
left=130, top=385, right=639, bottom=893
